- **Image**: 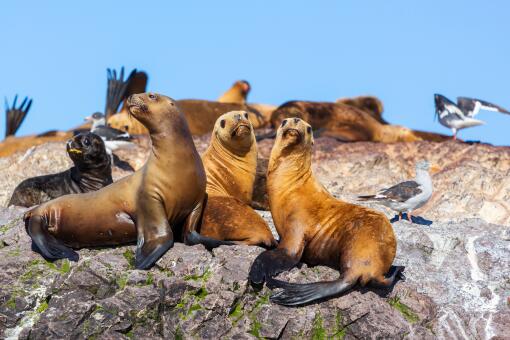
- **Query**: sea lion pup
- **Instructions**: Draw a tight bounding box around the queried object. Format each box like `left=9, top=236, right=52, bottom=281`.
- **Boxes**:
left=248, top=117, right=403, bottom=306
left=9, top=132, right=112, bottom=207
left=23, top=93, right=216, bottom=269
left=268, top=100, right=449, bottom=143
left=336, top=95, right=387, bottom=124
left=195, top=111, right=276, bottom=247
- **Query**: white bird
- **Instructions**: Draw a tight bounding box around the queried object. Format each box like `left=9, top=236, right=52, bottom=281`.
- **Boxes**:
left=358, top=160, right=434, bottom=222
left=434, top=94, right=510, bottom=140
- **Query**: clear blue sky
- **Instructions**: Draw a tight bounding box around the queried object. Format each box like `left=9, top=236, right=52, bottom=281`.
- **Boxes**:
left=1, top=1, right=509, bottom=145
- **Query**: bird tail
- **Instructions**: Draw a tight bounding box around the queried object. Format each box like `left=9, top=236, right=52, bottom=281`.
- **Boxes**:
left=269, top=277, right=356, bottom=306
left=104, top=67, right=136, bottom=119
left=357, top=195, right=376, bottom=201
left=5, top=95, right=32, bottom=138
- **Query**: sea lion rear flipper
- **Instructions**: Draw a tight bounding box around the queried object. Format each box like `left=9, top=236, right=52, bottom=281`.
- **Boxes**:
left=105, top=67, right=136, bottom=119
left=269, top=277, right=356, bottom=306
left=5, top=95, right=33, bottom=138
left=183, top=196, right=236, bottom=249
left=135, top=197, right=174, bottom=270
left=26, top=215, right=79, bottom=261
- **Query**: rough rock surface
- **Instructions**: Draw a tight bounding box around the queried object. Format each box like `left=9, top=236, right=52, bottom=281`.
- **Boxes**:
left=0, top=137, right=509, bottom=339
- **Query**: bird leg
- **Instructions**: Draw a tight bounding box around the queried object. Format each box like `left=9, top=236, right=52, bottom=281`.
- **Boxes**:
left=398, top=212, right=403, bottom=221
left=407, top=213, right=413, bottom=222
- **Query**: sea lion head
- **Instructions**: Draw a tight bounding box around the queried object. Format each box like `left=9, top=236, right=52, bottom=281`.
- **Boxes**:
left=270, top=101, right=310, bottom=128
left=275, top=117, right=314, bottom=152
left=214, top=111, right=254, bottom=154
left=234, top=80, right=251, bottom=97
left=126, top=92, right=179, bottom=133
left=66, top=132, right=109, bottom=168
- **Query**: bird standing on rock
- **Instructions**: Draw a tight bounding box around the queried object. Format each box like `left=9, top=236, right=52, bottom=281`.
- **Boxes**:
left=358, top=160, right=435, bottom=222
left=434, top=94, right=510, bottom=140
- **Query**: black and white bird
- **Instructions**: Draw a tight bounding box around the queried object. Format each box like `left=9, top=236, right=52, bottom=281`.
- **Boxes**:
left=434, top=94, right=510, bottom=140
left=85, top=112, right=132, bottom=152
left=358, top=160, right=434, bottom=222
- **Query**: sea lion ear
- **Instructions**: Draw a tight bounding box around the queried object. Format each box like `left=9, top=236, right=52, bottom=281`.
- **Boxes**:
left=309, top=127, right=314, bottom=145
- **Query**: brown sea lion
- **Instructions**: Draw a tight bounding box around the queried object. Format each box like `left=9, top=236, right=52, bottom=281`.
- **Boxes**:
left=197, top=111, right=276, bottom=247
left=269, top=100, right=449, bottom=143
left=109, top=79, right=269, bottom=135
left=249, top=117, right=403, bottom=306
left=336, top=95, right=387, bottom=124
left=23, top=92, right=218, bottom=269
left=9, top=132, right=112, bottom=207
left=218, top=80, right=251, bottom=104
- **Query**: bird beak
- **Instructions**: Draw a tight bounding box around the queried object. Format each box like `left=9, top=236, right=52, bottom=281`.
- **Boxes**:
left=430, top=164, right=441, bottom=174
left=84, top=116, right=92, bottom=122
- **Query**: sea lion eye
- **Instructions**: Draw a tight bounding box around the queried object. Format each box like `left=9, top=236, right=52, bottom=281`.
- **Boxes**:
left=307, top=126, right=312, bottom=134
left=244, top=113, right=249, bottom=119
left=83, top=138, right=90, bottom=146
left=220, top=119, right=226, bottom=129
left=281, top=120, right=287, bottom=127
left=148, top=93, right=156, bottom=100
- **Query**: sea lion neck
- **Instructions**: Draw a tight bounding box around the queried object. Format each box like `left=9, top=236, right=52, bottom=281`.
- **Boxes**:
left=267, top=147, right=313, bottom=196
left=204, top=132, right=257, bottom=201
left=148, top=112, right=196, bottom=152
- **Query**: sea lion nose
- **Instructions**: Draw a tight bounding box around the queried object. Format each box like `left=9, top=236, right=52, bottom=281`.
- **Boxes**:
left=235, top=113, right=241, bottom=121
left=294, top=118, right=300, bottom=124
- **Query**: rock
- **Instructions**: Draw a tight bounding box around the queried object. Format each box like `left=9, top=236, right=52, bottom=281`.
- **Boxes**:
left=1, top=137, right=509, bottom=339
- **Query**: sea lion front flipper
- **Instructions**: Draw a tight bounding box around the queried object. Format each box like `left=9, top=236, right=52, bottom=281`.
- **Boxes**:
left=26, top=215, right=79, bottom=261
left=249, top=248, right=301, bottom=289
left=135, top=197, right=174, bottom=270
left=183, top=196, right=236, bottom=249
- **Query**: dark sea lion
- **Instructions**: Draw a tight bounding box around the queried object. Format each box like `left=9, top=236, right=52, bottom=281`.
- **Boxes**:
left=249, top=117, right=403, bottom=306
left=9, top=132, right=112, bottom=207
left=196, top=111, right=276, bottom=247
left=24, top=92, right=211, bottom=269
left=268, top=100, right=450, bottom=143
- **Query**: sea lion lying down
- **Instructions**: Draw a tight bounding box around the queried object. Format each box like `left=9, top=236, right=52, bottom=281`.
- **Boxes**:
left=9, top=132, right=112, bottom=207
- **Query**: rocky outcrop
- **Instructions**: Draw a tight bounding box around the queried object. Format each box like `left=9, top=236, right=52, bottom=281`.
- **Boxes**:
left=0, top=137, right=509, bottom=339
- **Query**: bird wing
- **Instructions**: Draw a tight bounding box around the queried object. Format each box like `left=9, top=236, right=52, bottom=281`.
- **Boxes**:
left=4, top=95, right=32, bottom=137
left=104, top=67, right=137, bottom=119
left=457, top=97, right=510, bottom=117
left=435, top=94, right=466, bottom=121
left=377, top=181, right=422, bottom=203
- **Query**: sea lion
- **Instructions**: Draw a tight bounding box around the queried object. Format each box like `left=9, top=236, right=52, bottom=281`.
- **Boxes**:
left=268, top=100, right=449, bottom=143
left=24, top=92, right=214, bottom=269
left=9, top=132, right=112, bottom=207
left=218, top=80, right=251, bottom=104
left=196, top=111, right=276, bottom=247
left=248, top=117, right=403, bottom=306
left=336, top=95, right=387, bottom=124
left=109, top=79, right=268, bottom=135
